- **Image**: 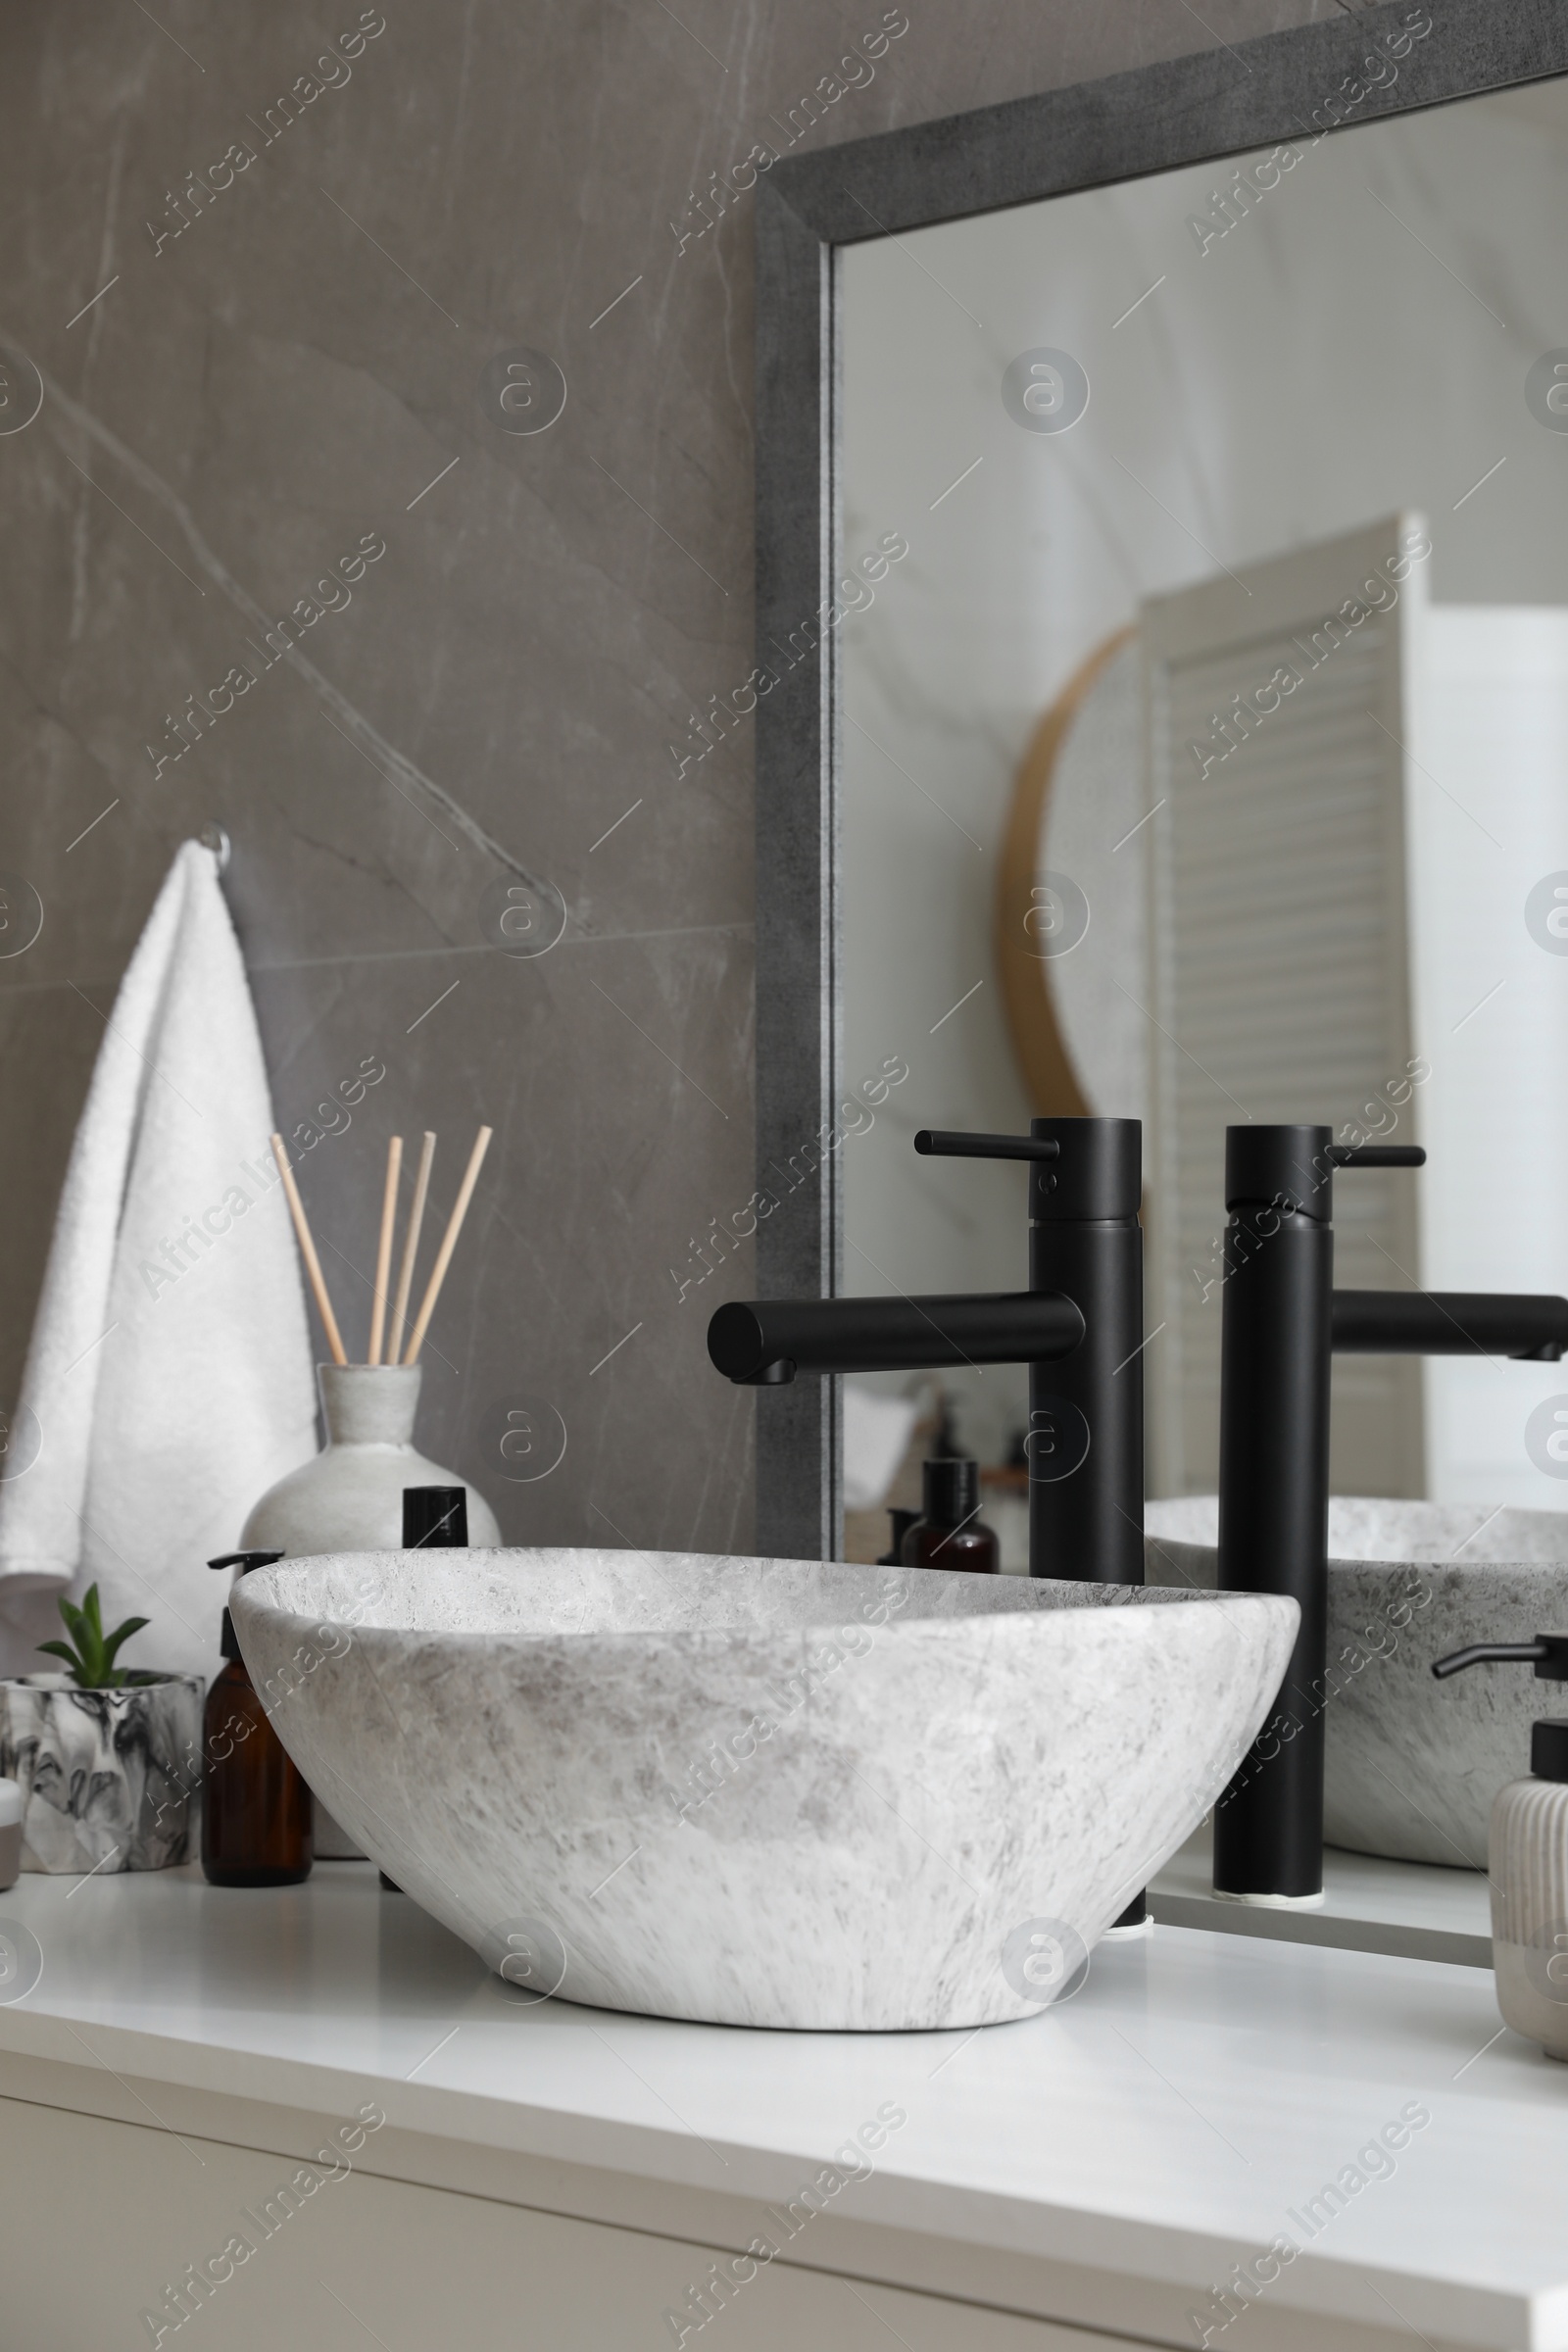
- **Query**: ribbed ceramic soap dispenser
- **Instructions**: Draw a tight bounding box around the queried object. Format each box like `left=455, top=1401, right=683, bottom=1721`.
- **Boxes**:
left=1434, top=1632, right=1568, bottom=2059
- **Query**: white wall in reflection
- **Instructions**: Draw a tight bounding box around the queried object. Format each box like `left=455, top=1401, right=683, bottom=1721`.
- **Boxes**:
left=841, top=74, right=1568, bottom=1498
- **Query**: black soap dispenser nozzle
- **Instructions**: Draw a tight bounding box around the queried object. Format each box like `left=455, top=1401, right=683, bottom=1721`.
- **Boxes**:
left=1433, top=1633, right=1568, bottom=1682
left=1433, top=1633, right=1568, bottom=1783
left=208, top=1548, right=283, bottom=1662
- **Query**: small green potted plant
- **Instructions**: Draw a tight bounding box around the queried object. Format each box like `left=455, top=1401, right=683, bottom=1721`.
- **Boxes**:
left=0, top=1587, right=204, bottom=1874
left=36, top=1587, right=151, bottom=1690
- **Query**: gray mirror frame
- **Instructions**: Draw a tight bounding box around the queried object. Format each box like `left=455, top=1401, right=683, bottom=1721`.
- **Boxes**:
left=751, top=0, right=1568, bottom=1563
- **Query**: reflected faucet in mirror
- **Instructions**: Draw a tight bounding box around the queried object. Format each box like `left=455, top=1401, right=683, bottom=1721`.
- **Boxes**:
left=1215, top=1124, right=1568, bottom=1909
left=708, top=1116, right=1145, bottom=1589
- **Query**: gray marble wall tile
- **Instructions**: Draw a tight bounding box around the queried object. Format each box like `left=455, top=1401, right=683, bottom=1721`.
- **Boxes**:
left=0, top=0, right=1323, bottom=1553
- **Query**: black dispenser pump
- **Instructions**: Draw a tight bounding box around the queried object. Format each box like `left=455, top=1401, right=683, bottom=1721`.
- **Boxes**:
left=1432, top=1635, right=1568, bottom=1782
left=208, top=1549, right=284, bottom=1659
left=403, top=1487, right=468, bottom=1547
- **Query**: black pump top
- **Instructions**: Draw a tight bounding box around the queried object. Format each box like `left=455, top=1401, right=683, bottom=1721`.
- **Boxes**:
left=921, top=1457, right=978, bottom=1528
left=208, top=1549, right=284, bottom=1663
left=404, top=1487, right=468, bottom=1548
left=1432, top=1635, right=1568, bottom=1783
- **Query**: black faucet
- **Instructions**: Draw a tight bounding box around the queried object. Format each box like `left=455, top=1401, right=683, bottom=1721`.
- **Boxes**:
left=707, top=1115, right=1146, bottom=1587
left=1213, top=1122, right=1568, bottom=1903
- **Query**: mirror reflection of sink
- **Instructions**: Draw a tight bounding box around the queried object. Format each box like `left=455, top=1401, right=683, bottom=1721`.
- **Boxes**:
left=1146, top=1498, right=1568, bottom=1871
left=234, top=1551, right=1296, bottom=2032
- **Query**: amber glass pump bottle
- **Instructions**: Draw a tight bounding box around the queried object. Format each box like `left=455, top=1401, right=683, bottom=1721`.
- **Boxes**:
left=201, top=1550, right=313, bottom=1887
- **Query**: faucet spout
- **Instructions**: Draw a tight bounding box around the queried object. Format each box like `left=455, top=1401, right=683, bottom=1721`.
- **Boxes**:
left=1332, top=1290, right=1568, bottom=1361
left=708, top=1291, right=1086, bottom=1385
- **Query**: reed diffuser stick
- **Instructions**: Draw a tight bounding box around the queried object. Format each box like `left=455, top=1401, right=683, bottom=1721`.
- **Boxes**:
left=270, top=1132, right=348, bottom=1366
left=402, top=1126, right=493, bottom=1364
left=389, top=1130, right=436, bottom=1360
left=367, top=1134, right=404, bottom=1365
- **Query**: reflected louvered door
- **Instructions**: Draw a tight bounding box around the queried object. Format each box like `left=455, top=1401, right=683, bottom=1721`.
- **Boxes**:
left=1142, top=515, right=1427, bottom=1501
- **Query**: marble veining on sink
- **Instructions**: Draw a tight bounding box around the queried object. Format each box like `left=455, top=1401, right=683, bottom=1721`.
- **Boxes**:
left=233, top=1549, right=1297, bottom=2033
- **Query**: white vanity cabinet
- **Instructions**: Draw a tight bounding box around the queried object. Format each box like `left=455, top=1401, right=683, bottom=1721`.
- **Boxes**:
left=0, top=1864, right=1562, bottom=2352
left=0, top=2085, right=1120, bottom=2351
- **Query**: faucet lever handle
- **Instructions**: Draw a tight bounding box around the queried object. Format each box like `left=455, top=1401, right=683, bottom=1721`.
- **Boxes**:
left=913, top=1130, right=1060, bottom=1162
left=1326, top=1145, right=1426, bottom=1168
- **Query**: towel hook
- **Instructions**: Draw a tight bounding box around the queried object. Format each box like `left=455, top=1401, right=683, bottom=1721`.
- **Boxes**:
left=198, top=822, right=231, bottom=874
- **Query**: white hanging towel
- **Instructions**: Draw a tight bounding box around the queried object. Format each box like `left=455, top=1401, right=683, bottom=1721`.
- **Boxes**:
left=0, top=841, right=317, bottom=1683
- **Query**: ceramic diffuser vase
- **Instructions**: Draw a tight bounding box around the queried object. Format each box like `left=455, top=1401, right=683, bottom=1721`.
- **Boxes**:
left=237, top=1365, right=500, bottom=1860
left=255, top=1124, right=502, bottom=1854
left=240, top=1364, right=501, bottom=1555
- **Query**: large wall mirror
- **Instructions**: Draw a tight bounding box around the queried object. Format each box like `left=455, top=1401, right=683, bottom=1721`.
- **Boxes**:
left=752, top=0, right=1568, bottom=1562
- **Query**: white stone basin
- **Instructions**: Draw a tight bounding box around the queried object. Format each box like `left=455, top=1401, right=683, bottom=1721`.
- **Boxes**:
left=1146, top=1497, right=1568, bottom=1871
left=232, top=1549, right=1297, bottom=2032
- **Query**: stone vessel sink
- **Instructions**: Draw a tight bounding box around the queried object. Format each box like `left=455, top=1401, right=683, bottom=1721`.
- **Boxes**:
left=1146, top=1496, right=1568, bottom=1871
left=233, top=1549, right=1296, bottom=2032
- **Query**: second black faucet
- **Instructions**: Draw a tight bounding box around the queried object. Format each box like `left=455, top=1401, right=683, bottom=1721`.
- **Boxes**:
left=707, top=1114, right=1145, bottom=1586
left=1213, top=1122, right=1568, bottom=1906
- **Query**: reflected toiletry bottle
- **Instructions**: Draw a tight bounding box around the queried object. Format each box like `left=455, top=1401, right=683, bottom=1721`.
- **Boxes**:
left=900, top=1459, right=999, bottom=1574
left=379, top=1490, right=471, bottom=1893
left=201, top=1551, right=313, bottom=1888
left=878, top=1507, right=918, bottom=1567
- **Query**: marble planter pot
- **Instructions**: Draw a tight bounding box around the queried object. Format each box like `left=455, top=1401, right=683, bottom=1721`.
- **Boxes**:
left=0, top=1779, right=21, bottom=1889
left=233, top=1548, right=1297, bottom=2032
left=1145, top=1496, right=1568, bottom=1870
left=0, top=1672, right=204, bottom=1873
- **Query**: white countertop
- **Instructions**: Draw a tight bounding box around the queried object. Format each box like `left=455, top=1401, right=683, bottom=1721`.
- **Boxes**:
left=1151, top=1824, right=1494, bottom=1968
left=1, top=1862, right=1565, bottom=2350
